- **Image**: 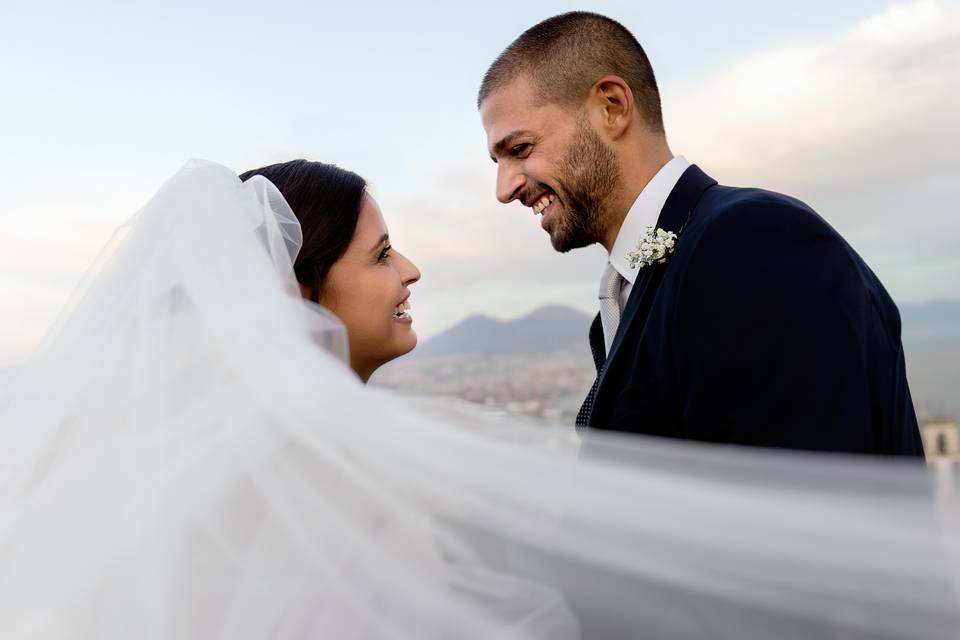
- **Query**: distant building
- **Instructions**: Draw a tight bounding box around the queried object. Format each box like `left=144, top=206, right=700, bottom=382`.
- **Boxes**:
left=920, top=417, right=960, bottom=476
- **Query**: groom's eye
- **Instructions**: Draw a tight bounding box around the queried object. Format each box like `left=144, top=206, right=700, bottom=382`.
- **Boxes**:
left=511, top=143, right=532, bottom=158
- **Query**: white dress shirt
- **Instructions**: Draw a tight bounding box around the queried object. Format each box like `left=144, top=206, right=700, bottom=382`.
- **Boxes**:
left=601, top=155, right=690, bottom=355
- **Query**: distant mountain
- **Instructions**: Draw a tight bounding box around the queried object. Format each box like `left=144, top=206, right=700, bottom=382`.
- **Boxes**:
left=415, top=300, right=960, bottom=357
left=405, top=301, right=958, bottom=418
left=412, top=305, right=593, bottom=358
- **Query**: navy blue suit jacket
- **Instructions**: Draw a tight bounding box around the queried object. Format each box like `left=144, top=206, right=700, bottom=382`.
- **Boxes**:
left=582, top=165, right=924, bottom=456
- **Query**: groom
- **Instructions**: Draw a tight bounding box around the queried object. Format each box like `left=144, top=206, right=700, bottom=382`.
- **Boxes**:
left=478, top=12, right=924, bottom=456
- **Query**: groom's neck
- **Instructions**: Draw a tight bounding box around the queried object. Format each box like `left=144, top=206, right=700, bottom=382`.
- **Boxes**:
left=600, top=140, right=674, bottom=253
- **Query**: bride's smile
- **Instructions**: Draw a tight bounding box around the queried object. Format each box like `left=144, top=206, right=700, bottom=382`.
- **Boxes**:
left=316, top=193, right=421, bottom=381
left=240, top=160, right=421, bottom=383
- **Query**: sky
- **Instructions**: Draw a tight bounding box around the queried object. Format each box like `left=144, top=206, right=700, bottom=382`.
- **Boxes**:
left=1, top=0, right=958, bottom=364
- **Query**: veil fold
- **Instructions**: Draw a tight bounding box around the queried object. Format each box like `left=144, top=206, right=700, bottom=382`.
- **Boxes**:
left=0, top=161, right=957, bottom=639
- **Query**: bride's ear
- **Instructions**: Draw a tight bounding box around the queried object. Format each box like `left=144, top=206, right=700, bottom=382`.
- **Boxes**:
left=590, top=76, right=634, bottom=141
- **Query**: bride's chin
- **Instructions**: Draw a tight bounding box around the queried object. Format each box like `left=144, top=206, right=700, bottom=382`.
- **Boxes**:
left=399, top=331, right=417, bottom=354
left=380, top=331, right=418, bottom=364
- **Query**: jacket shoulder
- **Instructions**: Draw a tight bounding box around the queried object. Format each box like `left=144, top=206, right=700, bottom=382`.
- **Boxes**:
left=694, top=185, right=822, bottom=232
left=674, top=185, right=842, bottom=274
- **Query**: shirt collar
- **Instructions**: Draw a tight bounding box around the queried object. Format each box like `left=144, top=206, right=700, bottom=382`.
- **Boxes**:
left=608, top=155, right=690, bottom=284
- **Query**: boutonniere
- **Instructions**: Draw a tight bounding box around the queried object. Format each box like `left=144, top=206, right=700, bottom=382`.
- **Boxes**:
left=625, top=226, right=678, bottom=270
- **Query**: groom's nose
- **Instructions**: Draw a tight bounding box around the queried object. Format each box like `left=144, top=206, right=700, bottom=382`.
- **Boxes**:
left=496, top=163, right=525, bottom=204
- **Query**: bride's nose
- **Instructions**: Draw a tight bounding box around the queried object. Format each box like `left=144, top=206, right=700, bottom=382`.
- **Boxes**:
left=396, top=251, right=421, bottom=286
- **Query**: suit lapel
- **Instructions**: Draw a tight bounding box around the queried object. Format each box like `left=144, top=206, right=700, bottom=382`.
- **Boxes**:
left=588, top=313, right=604, bottom=374
left=588, top=165, right=717, bottom=423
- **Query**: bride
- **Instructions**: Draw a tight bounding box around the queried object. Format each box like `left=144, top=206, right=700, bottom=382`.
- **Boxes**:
left=238, top=160, right=421, bottom=382
left=0, top=160, right=957, bottom=639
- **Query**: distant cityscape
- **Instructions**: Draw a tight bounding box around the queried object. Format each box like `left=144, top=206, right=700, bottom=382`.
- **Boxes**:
left=922, top=416, right=960, bottom=482
left=374, top=350, right=595, bottom=424
left=372, top=303, right=960, bottom=471
left=2, top=302, right=957, bottom=468
left=372, top=305, right=597, bottom=424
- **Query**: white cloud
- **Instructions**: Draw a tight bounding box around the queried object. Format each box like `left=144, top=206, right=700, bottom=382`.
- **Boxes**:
left=0, top=186, right=150, bottom=365
left=667, top=0, right=960, bottom=195
left=660, top=1, right=960, bottom=305
left=384, top=1, right=960, bottom=338
left=1, top=1, right=957, bottom=363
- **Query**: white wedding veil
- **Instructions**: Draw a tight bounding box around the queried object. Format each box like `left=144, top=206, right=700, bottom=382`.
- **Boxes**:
left=0, top=161, right=957, bottom=639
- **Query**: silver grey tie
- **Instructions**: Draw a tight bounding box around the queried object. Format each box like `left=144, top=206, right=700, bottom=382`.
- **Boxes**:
left=599, top=263, right=623, bottom=355
left=576, top=264, right=623, bottom=429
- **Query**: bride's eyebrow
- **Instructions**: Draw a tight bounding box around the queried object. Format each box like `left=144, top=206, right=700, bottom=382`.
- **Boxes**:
left=369, top=234, right=390, bottom=254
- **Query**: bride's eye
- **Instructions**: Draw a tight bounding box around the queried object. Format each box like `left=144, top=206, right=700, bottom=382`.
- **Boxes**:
left=378, top=246, right=392, bottom=263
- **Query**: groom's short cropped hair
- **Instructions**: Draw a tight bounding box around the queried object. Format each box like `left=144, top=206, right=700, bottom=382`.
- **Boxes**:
left=478, top=12, right=664, bottom=134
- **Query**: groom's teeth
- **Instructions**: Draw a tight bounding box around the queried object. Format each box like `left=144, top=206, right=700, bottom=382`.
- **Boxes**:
left=531, top=194, right=556, bottom=215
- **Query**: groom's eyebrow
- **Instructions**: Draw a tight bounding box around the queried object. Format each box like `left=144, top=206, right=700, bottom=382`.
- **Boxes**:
left=370, top=234, right=389, bottom=254
left=490, top=130, right=534, bottom=162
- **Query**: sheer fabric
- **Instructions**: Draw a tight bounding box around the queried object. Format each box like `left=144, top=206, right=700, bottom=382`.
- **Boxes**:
left=0, top=161, right=957, bottom=639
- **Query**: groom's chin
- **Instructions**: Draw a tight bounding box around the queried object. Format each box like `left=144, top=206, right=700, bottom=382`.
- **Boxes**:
left=549, top=230, right=591, bottom=253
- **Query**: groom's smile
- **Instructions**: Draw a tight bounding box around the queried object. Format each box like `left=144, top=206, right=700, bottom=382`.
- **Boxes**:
left=524, top=189, right=560, bottom=232
left=481, top=77, right=584, bottom=249
left=530, top=192, right=558, bottom=228
left=480, top=75, right=621, bottom=252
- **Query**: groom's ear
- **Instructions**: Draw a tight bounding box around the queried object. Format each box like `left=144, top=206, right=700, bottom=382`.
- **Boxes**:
left=589, top=75, right=634, bottom=141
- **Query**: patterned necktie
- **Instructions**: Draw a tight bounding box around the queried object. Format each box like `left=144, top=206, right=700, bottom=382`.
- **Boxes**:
left=576, top=264, right=623, bottom=429
left=598, top=263, right=623, bottom=350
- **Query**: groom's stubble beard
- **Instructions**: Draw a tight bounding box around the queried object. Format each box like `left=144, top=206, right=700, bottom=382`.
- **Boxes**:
left=548, top=113, right=623, bottom=253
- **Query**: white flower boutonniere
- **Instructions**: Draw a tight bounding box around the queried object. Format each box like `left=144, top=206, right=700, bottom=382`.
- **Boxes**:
left=625, top=226, right=678, bottom=270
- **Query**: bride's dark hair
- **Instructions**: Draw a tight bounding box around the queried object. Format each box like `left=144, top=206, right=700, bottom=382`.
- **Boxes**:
left=239, top=160, right=367, bottom=302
